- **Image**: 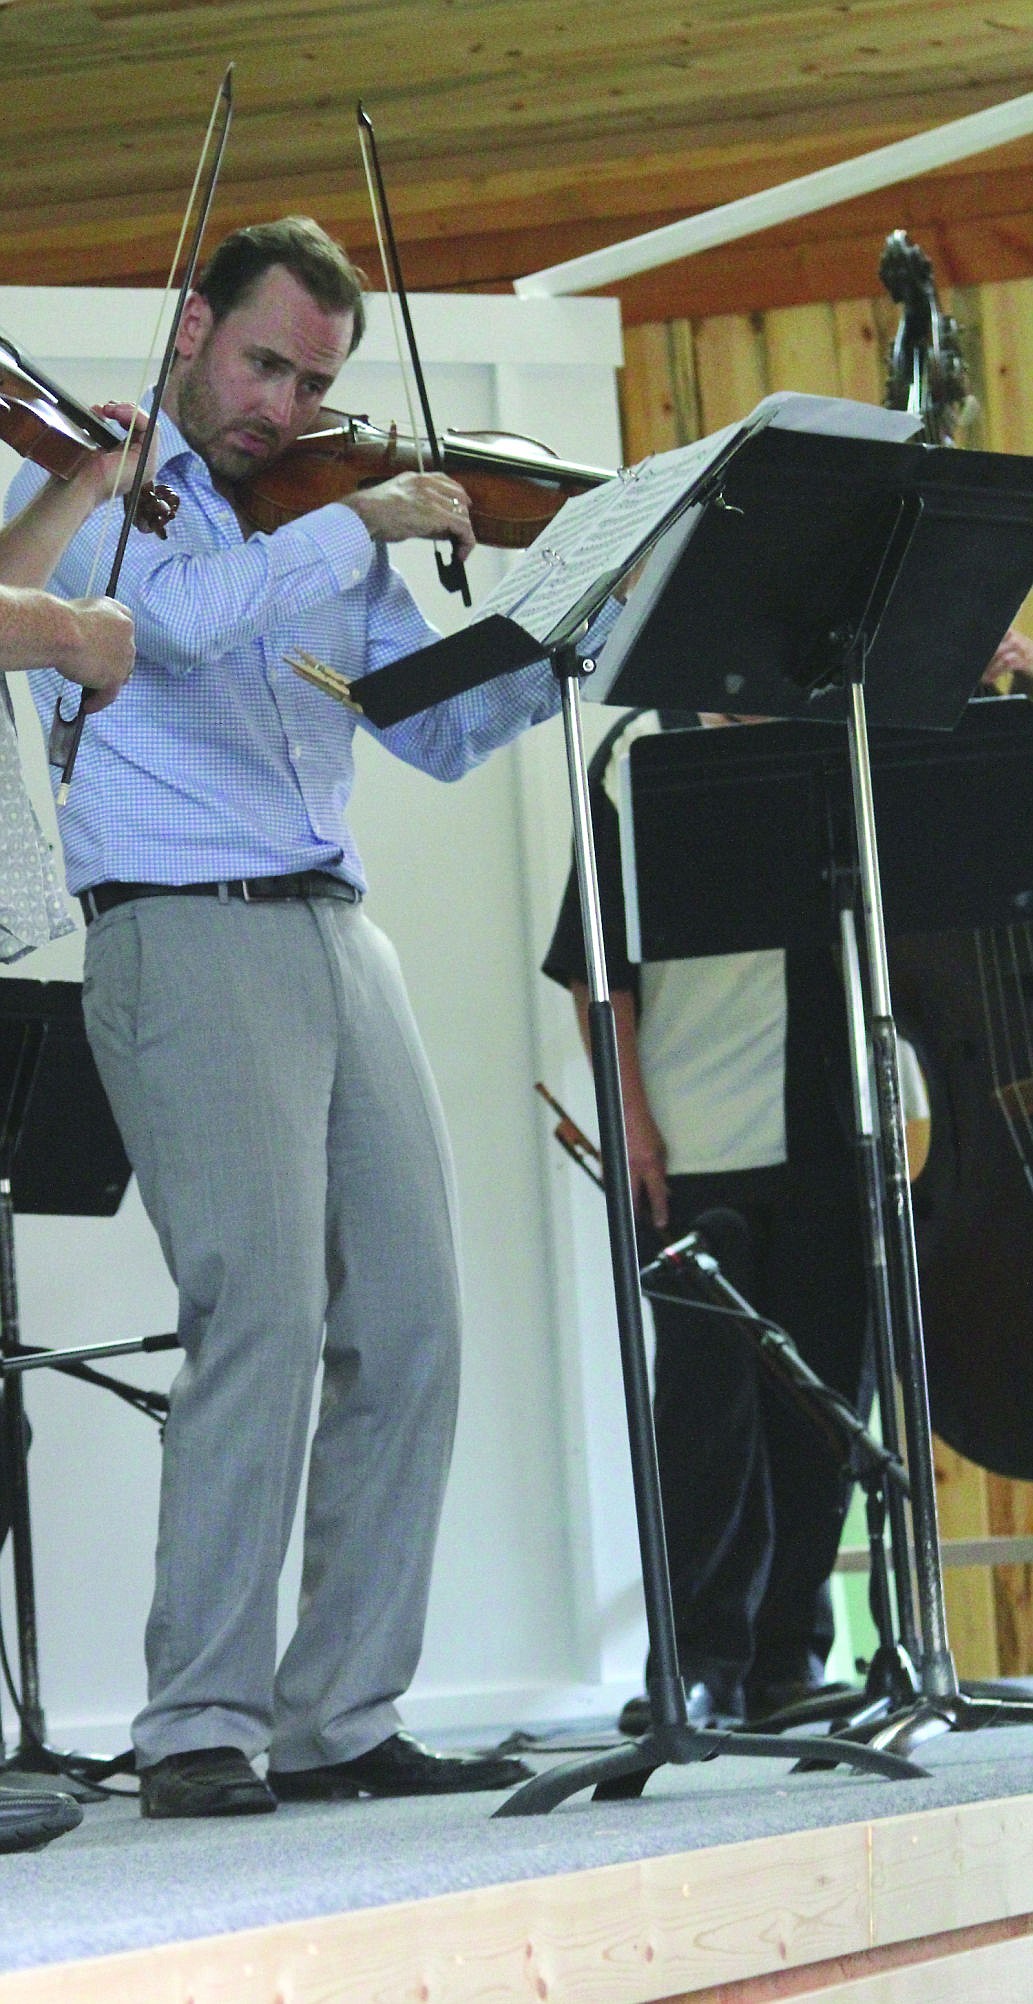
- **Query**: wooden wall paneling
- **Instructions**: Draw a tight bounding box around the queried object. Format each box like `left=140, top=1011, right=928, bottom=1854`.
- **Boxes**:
left=619, top=320, right=700, bottom=464
left=832, top=298, right=887, bottom=411
left=988, top=1473, right=1033, bottom=1676
left=934, top=1439, right=1001, bottom=1679
left=692, top=313, right=768, bottom=434
left=972, top=277, right=1033, bottom=457
left=966, top=280, right=1033, bottom=635
left=763, top=301, right=840, bottom=399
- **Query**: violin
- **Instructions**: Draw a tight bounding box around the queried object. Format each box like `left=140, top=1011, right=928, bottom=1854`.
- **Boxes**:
left=0, top=331, right=178, bottom=538
left=239, top=409, right=611, bottom=548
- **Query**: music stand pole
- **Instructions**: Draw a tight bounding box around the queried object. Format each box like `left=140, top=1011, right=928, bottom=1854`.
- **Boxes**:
left=557, top=649, right=685, bottom=1729
left=845, top=677, right=958, bottom=1699
left=821, top=674, right=1033, bottom=1752
left=497, top=649, right=924, bottom=1814
left=837, top=897, right=921, bottom=1676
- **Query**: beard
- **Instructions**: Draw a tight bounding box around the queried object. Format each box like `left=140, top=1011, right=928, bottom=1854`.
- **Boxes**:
left=174, top=355, right=282, bottom=486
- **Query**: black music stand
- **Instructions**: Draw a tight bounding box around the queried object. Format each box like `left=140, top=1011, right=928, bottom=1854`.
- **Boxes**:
left=508, top=415, right=1033, bottom=1804
left=354, top=407, right=1021, bottom=1808
left=514, top=644, right=923, bottom=1806
left=625, top=699, right=1033, bottom=1745
left=0, top=979, right=152, bottom=1788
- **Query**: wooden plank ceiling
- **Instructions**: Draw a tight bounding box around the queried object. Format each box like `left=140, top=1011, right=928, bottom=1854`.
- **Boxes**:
left=1, top=0, right=1033, bottom=321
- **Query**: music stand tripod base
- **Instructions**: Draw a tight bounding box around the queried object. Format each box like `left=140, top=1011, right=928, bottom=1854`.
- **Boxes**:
left=496, top=1724, right=926, bottom=1816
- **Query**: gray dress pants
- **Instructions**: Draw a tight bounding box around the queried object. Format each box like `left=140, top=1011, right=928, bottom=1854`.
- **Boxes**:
left=82, top=894, right=462, bottom=1770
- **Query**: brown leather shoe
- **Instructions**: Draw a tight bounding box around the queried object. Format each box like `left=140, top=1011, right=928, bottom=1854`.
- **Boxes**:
left=269, top=1730, right=532, bottom=1799
left=138, top=1746, right=277, bottom=1818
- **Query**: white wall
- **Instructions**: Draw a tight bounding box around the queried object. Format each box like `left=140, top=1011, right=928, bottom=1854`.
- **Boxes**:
left=0, top=285, right=647, bottom=1754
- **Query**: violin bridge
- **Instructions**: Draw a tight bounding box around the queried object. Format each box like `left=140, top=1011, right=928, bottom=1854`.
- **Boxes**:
left=284, top=650, right=364, bottom=715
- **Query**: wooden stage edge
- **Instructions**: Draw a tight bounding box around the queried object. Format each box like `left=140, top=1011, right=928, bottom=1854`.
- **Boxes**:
left=4, top=1789, right=1033, bottom=2004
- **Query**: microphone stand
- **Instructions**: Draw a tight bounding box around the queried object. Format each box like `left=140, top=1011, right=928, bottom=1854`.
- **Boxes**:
left=639, top=1234, right=920, bottom=1726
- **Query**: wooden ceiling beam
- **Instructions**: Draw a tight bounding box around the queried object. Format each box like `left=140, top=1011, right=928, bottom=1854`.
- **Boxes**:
left=0, top=0, right=1031, bottom=320
left=3, top=184, right=1032, bottom=323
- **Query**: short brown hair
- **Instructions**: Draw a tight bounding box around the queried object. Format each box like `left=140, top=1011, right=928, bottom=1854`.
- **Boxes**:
left=196, top=216, right=367, bottom=352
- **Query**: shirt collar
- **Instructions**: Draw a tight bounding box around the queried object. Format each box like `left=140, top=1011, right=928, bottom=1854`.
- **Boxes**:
left=136, top=389, right=207, bottom=483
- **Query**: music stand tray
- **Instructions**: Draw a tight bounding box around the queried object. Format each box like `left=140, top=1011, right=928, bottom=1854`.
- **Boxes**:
left=621, top=696, right=1033, bottom=963
left=586, top=423, right=1033, bottom=729
left=0, top=980, right=130, bottom=1216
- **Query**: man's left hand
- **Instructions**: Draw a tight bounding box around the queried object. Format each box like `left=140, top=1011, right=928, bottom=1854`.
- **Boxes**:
left=344, top=472, right=475, bottom=560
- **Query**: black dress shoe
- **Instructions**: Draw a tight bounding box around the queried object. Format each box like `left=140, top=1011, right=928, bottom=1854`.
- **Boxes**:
left=618, top=1679, right=745, bottom=1737
left=0, top=1789, right=82, bottom=1853
left=269, top=1730, right=532, bottom=1799
left=745, top=1677, right=853, bottom=1722
left=138, top=1746, right=277, bottom=1819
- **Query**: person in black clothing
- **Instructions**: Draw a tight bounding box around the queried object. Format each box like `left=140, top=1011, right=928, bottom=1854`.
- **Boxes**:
left=542, top=708, right=872, bottom=1729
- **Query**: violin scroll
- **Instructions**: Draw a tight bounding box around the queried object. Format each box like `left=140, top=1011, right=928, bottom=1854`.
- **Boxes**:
left=0, top=338, right=179, bottom=539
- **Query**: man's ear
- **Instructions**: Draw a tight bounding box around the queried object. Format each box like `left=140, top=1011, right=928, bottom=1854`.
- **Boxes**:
left=175, top=291, right=214, bottom=361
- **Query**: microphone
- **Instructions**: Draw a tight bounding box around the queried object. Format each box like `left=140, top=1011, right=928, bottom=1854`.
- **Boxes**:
left=638, top=1230, right=714, bottom=1287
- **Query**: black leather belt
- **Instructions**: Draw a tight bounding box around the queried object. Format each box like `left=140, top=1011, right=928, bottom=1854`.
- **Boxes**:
left=79, top=873, right=361, bottom=925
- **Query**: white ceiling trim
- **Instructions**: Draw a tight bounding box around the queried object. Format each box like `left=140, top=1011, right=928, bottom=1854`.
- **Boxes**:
left=515, top=89, right=1033, bottom=297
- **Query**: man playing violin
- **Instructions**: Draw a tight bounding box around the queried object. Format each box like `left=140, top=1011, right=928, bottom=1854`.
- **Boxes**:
left=7, top=214, right=614, bottom=1818
left=0, top=410, right=139, bottom=959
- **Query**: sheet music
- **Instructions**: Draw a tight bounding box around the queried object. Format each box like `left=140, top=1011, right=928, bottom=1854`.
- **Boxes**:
left=471, top=420, right=741, bottom=643
left=470, top=393, right=920, bottom=646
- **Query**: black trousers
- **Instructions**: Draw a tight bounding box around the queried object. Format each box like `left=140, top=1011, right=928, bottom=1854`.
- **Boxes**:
left=642, top=944, right=873, bottom=1701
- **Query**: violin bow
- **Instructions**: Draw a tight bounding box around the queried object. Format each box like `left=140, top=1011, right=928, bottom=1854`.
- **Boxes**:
left=535, top=1081, right=606, bottom=1190
left=356, top=102, right=471, bottom=608
left=49, top=63, right=235, bottom=801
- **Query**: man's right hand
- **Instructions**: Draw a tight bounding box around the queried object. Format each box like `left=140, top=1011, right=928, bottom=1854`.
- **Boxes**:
left=60, top=596, right=136, bottom=710
left=624, top=1095, right=670, bottom=1235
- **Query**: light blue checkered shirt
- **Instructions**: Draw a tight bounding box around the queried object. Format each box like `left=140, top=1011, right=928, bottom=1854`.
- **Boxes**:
left=9, top=407, right=603, bottom=897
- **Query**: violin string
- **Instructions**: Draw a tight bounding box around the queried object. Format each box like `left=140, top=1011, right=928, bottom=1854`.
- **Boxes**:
left=993, top=927, right=1033, bottom=1166
left=1007, top=921, right=1033, bottom=1118
left=79, top=76, right=229, bottom=601
left=975, top=927, right=1033, bottom=1190
left=357, top=121, right=427, bottom=478
left=1016, top=919, right=1033, bottom=1142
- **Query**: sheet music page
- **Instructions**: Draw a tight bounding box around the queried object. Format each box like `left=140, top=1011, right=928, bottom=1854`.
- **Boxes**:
left=470, top=419, right=742, bottom=643
left=468, top=394, right=919, bottom=647
left=764, top=392, right=919, bottom=443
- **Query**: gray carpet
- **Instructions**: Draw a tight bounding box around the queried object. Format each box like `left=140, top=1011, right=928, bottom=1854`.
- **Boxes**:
left=3, top=1722, right=1033, bottom=1974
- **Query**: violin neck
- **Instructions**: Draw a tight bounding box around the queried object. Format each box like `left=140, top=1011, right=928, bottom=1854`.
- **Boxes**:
left=440, top=435, right=610, bottom=488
